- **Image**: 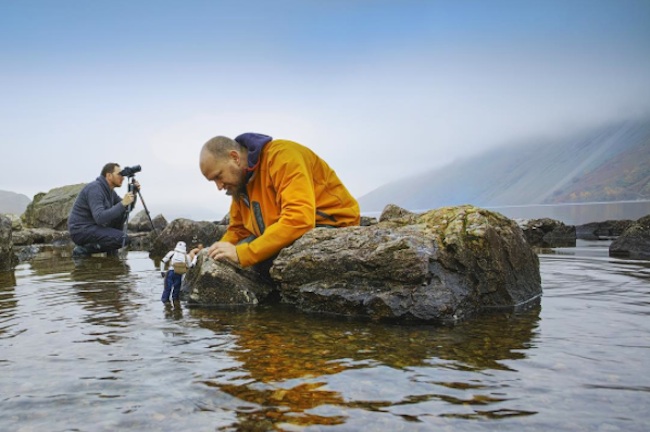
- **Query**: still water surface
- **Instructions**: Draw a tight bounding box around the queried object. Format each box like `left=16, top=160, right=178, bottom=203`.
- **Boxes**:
left=1, top=242, right=649, bottom=431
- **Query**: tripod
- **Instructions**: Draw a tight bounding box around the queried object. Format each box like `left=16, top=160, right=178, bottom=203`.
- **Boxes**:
left=122, top=176, right=157, bottom=248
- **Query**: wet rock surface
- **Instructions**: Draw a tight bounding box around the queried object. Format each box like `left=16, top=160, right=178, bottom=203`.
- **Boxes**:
left=0, top=215, right=16, bottom=271
left=21, top=184, right=85, bottom=230
left=269, top=205, right=542, bottom=323
left=181, top=250, right=276, bottom=306
left=518, top=218, right=576, bottom=248
left=576, top=219, right=635, bottom=240
left=609, top=214, right=650, bottom=259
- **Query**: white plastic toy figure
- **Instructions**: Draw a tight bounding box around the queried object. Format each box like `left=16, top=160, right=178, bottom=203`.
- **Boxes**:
left=159, top=241, right=198, bottom=303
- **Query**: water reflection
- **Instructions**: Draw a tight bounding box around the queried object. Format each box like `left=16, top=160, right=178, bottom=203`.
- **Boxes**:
left=486, top=200, right=650, bottom=225
left=0, top=271, right=17, bottom=340
left=164, top=299, right=184, bottom=321
left=69, top=256, right=137, bottom=345
left=192, top=304, right=541, bottom=429
left=18, top=245, right=76, bottom=275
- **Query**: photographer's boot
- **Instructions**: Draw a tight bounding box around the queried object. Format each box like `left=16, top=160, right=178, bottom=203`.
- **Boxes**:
left=72, top=245, right=90, bottom=257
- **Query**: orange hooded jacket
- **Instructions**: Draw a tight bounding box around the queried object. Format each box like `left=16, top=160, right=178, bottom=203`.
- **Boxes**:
left=220, top=134, right=360, bottom=267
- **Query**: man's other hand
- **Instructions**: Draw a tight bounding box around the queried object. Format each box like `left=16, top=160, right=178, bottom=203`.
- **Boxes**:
left=207, top=241, right=239, bottom=264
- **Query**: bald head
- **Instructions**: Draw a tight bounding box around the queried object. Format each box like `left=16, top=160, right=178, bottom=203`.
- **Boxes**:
left=201, top=136, right=241, bottom=160
left=200, top=135, right=248, bottom=197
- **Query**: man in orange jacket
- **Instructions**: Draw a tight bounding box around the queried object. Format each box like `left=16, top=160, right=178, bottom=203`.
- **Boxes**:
left=200, top=133, right=360, bottom=274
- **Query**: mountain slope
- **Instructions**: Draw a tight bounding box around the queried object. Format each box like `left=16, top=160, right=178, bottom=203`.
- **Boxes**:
left=358, top=119, right=650, bottom=212
left=0, top=190, right=31, bottom=215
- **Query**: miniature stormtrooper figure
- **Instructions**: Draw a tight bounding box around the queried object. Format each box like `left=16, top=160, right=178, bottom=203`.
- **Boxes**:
left=159, top=241, right=198, bottom=303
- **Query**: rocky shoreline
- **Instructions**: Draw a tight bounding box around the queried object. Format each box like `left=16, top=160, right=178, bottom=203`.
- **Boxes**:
left=1, top=185, right=649, bottom=323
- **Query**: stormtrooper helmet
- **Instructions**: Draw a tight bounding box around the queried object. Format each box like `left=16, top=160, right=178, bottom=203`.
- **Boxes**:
left=174, top=241, right=187, bottom=254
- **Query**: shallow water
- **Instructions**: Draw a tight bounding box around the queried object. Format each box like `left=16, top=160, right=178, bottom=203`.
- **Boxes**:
left=1, top=241, right=649, bottom=431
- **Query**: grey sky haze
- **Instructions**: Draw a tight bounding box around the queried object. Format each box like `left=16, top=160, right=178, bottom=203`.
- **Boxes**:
left=1, top=0, right=649, bottom=220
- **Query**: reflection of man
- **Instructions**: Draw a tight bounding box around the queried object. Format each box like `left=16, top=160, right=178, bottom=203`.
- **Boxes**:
left=68, top=163, right=138, bottom=257
left=200, top=133, right=360, bottom=274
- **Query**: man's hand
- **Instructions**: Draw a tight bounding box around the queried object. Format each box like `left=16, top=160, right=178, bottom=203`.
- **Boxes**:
left=207, top=241, right=239, bottom=264
left=122, top=192, right=135, bottom=207
left=189, top=244, right=204, bottom=259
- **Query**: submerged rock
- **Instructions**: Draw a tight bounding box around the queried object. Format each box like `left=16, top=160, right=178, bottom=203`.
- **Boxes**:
left=609, top=214, right=650, bottom=260
left=269, top=205, right=541, bottom=324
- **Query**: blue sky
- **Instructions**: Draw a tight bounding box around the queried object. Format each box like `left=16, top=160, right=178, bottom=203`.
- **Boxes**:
left=1, top=0, right=649, bottom=220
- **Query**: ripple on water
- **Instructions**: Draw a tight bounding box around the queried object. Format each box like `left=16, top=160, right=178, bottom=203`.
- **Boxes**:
left=0, top=245, right=649, bottom=431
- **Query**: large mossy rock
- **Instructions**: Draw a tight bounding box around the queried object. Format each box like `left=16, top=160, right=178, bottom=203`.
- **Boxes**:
left=270, top=205, right=542, bottom=324
left=609, top=214, right=650, bottom=260
left=21, top=184, right=85, bottom=230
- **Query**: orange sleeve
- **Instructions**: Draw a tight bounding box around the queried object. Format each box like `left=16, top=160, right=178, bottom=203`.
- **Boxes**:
left=220, top=199, right=250, bottom=245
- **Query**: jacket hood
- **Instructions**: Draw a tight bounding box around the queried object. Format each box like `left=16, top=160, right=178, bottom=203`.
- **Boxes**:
left=96, top=175, right=112, bottom=196
left=234, top=133, right=272, bottom=177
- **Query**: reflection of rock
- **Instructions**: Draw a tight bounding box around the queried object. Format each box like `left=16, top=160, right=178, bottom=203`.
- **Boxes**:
left=577, top=219, right=634, bottom=240
left=15, top=245, right=41, bottom=262
left=26, top=246, right=76, bottom=275
left=0, top=215, right=17, bottom=271
left=70, top=256, right=134, bottom=338
left=21, top=184, right=85, bottom=230
left=518, top=218, right=576, bottom=247
left=0, top=270, right=17, bottom=339
left=192, top=300, right=541, bottom=429
left=609, top=214, right=650, bottom=260
left=149, top=218, right=225, bottom=257
left=272, top=205, right=541, bottom=323
left=182, top=250, right=275, bottom=306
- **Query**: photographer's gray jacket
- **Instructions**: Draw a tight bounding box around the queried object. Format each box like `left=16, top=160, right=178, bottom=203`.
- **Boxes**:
left=68, top=176, right=126, bottom=233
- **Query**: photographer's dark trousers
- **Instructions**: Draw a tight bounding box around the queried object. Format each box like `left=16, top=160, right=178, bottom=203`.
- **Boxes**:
left=70, top=225, right=128, bottom=253
left=162, top=270, right=182, bottom=302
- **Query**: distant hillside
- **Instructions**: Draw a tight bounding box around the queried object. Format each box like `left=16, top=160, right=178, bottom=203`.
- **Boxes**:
left=358, top=118, right=650, bottom=212
left=0, top=190, right=31, bottom=215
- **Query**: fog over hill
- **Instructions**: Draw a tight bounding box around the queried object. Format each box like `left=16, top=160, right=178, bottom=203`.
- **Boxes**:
left=358, top=118, right=650, bottom=213
left=0, top=190, right=31, bottom=215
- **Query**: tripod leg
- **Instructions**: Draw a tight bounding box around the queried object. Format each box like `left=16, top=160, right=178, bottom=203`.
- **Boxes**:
left=122, top=208, right=130, bottom=249
left=136, top=189, right=157, bottom=234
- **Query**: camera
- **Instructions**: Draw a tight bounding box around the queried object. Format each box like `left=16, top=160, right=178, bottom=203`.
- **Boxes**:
left=120, top=165, right=141, bottom=177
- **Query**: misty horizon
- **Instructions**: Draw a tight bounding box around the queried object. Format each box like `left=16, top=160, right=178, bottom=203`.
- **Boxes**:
left=1, top=1, right=649, bottom=219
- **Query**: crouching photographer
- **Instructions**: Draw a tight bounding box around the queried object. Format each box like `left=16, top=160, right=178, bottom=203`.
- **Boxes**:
left=68, top=163, right=141, bottom=257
